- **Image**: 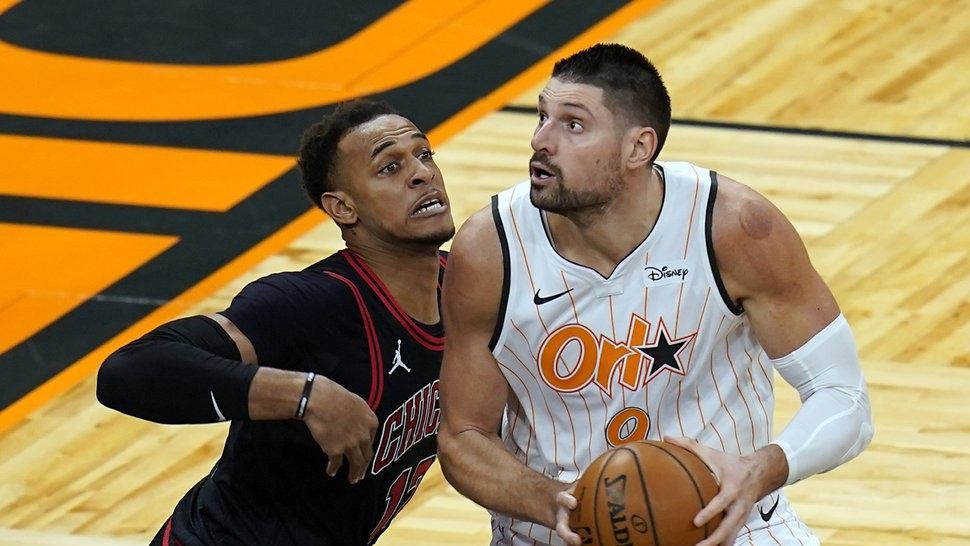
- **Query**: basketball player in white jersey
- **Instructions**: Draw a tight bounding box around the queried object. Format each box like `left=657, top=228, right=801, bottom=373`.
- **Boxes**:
left=438, top=44, right=873, bottom=546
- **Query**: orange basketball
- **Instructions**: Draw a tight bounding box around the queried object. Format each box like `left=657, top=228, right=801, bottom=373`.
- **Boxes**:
left=569, top=440, right=721, bottom=546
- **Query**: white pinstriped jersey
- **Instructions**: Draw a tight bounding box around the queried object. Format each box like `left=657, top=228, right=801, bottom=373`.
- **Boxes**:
left=488, top=162, right=818, bottom=546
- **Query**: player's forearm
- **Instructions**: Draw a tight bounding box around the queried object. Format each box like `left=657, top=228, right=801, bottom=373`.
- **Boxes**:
left=438, top=425, right=566, bottom=528
left=772, top=386, right=872, bottom=484
left=770, top=314, right=874, bottom=484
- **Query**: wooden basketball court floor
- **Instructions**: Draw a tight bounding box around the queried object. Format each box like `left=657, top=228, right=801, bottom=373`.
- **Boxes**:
left=1, top=0, right=968, bottom=544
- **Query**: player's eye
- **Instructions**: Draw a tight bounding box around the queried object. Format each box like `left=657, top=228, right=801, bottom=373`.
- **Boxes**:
left=418, top=149, right=435, bottom=161
left=537, top=111, right=548, bottom=124
left=567, top=120, right=583, bottom=132
left=378, top=162, right=399, bottom=175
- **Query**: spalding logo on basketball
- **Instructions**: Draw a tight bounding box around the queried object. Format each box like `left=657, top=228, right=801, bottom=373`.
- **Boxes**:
left=569, top=440, right=721, bottom=546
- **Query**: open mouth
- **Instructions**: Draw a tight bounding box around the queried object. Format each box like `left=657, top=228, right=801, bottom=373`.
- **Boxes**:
left=411, top=196, right=446, bottom=217
left=530, top=161, right=557, bottom=182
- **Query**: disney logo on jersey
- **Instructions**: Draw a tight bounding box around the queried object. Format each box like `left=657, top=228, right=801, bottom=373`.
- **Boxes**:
left=537, top=316, right=696, bottom=396
left=643, top=260, right=690, bottom=287
left=372, top=380, right=441, bottom=475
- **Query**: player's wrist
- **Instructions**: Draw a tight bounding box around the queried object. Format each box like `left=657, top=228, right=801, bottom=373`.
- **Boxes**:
left=248, top=368, right=311, bottom=421
left=294, top=372, right=316, bottom=420
left=539, top=478, right=573, bottom=528
left=745, top=444, right=788, bottom=497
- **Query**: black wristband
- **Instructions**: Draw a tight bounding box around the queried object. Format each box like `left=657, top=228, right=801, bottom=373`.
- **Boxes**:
left=295, top=372, right=316, bottom=419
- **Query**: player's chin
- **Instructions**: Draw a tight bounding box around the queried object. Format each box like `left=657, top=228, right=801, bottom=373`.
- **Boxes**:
left=409, top=210, right=454, bottom=232
left=403, top=223, right=456, bottom=248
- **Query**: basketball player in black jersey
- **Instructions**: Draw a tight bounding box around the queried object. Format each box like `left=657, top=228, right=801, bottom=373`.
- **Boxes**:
left=97, top=99, right=455, bottom=546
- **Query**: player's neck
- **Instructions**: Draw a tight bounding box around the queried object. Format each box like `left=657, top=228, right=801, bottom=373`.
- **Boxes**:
left=546, top=167, right=664, bottom=278
left=346, top=241, right=442, bottom=324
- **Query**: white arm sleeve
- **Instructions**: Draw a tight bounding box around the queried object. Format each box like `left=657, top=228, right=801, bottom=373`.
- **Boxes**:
left=769, top=314, right=874, bottom=486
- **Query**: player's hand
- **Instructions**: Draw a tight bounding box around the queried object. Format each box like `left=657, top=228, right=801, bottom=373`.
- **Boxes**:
left=554, top=484, right=582, bottom=546
left=302, top=375, right=379, bottom=484
left=665, top=437, right=783, bottom=546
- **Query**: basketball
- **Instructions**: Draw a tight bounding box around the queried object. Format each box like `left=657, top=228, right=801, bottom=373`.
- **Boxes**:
left=569, top=440, right=721, bottom=546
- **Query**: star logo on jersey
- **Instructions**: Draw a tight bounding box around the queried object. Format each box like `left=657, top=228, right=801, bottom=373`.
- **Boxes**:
left=635, top=319, right=695, bottom=380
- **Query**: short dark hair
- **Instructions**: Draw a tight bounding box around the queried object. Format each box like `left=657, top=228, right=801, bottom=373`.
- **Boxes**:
left=552, top=43, right=671, bottom=161
left=298, top=99, right=399, bottom=209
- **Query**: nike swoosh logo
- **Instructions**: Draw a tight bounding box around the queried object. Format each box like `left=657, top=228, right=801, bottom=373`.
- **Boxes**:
left=533, top=288, right=574, bottom=305
left=759, top=496, right=779, bottom=522
left=210, top=391, right=226, bottom=421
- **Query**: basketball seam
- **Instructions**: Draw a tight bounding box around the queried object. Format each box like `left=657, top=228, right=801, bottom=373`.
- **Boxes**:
left=592, top=450, right=618, bottom=546
left=629, top=447, right=662, bottom=546
left=650, top=442, right=713, bottom=538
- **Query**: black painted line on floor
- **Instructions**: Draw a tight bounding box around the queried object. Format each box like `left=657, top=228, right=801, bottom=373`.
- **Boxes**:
left=500, top=105, right=970, bottom=148
left=0, top=195, right=217, bottom=235
left=0, top=169, right=311, bottom=406
left=0, top=2, right=630, bottom=156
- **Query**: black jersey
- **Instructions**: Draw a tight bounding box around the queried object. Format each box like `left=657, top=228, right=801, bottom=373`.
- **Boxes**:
left=153, top=250, right=447, bottom=546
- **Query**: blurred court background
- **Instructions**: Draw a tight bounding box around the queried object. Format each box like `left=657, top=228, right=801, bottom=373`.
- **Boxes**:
left=0, top=1, right=968, bottom=544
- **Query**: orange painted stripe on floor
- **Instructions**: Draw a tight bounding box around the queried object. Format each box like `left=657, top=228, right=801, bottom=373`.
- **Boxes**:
left=0, top=223, right=178, bottom=355
left=0, top=0, right=546, bottom=121
left=0, top=210, right=320, bottom=434
left=0, top=135, right=293, bottom=211
left=0, top=0, right=664, bottom=435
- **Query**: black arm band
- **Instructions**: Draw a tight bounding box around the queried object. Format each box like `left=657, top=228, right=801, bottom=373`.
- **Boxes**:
left=97, top=315, right=258, bottom=424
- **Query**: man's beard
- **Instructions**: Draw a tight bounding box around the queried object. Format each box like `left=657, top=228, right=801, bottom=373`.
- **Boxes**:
left=529, top=153, right=623, bottom=214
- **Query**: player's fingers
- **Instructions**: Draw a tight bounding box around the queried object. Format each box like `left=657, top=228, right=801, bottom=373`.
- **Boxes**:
left=555, top=515, right=582, bottom=546
left=346, top=445, right=368, bottom=484
left=665, top=436, right=718, bottom=471
left=693, top=488, right=732, bottom=527
left=693, top=490, right=729, bottom=527
left=366, top=409, right=379, bottom=440
left=695, top=499, right=746, bottom=546
left=556, top=490, right=578, bottom=510
left=326, top=452, right=344, bottom=477
left=663, top=435, right=694, bottom=449
left=359, top=435, right=375, bottom=467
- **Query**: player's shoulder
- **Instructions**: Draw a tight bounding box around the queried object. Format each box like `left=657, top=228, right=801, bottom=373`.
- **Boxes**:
left=709, top=172, right=810, bottom=296
left=441, top=203, right=504, bottom=299
left=239, top=252, right=358, bottom=307
left=711, top=172, right=789, bottom=247
left=451, top=204, right=502, bottom=260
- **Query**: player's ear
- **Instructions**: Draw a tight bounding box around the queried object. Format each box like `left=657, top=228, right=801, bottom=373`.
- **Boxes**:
left=321, top=191, right=358, bottom=228
left=624, top=125, right=657, bottom=170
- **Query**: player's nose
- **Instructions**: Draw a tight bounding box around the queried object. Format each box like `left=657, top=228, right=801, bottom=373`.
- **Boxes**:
left=531, top=121, right=556, bottom=155
left=408, top=157, right=435, bottom=187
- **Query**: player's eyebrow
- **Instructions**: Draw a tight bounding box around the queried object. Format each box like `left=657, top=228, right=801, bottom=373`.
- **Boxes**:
left=371, top=132, right=430, bottom=158
left=371, top=141, right=394, bottom=158
left=537, top=95, right=593, bottom=117
left=561, top=102, right=593, bottom=116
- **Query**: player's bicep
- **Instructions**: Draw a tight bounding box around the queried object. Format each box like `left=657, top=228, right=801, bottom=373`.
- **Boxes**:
left=440, top=335, right=509, bottom=436
left=440, top=207, right=509, bottom=436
